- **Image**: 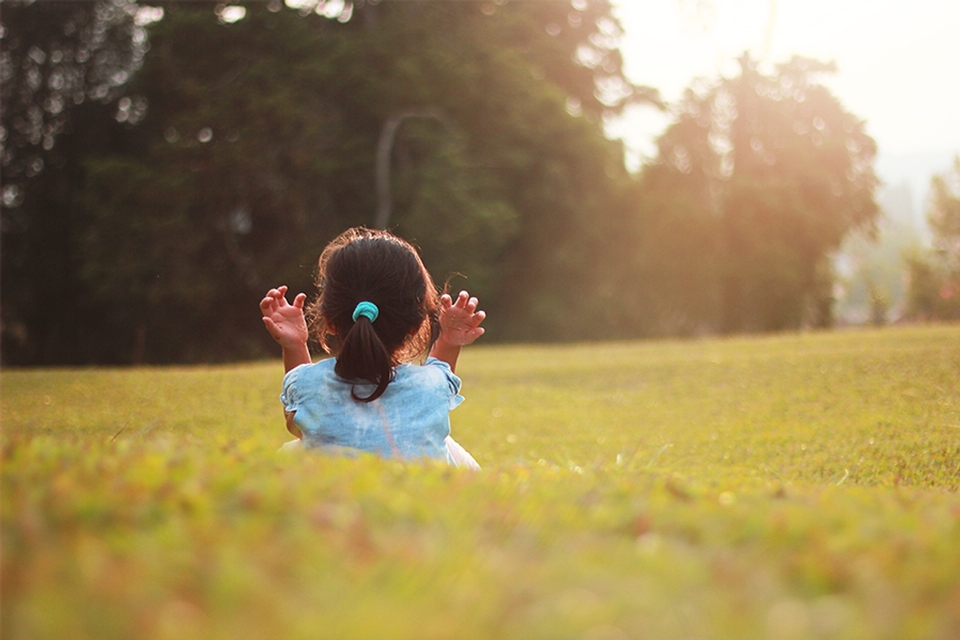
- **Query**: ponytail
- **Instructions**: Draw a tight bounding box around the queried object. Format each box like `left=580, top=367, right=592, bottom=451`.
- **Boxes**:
left=334, top=303, right=392, bottom=402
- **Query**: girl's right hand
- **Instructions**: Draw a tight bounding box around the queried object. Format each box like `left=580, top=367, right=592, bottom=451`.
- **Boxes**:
left=260, top=286, right=308, bottom=349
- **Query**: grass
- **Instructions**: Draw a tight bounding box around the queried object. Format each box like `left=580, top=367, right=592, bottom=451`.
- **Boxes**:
left=2, top=324, right=959, bottom=639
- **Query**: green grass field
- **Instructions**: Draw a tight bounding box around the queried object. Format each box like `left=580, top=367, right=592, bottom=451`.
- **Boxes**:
left=3, top=325, right=959, bottom=639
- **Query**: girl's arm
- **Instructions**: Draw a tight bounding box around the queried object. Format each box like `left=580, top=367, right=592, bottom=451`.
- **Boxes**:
left=285, top=411, right=303, bottom=439
left=260, top=286, right=311, bottom=373
left=430, top=291, right=485, bottom=373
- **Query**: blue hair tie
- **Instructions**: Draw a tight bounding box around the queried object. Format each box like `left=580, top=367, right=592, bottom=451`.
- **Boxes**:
left=352, top=301, right=379, bottom=323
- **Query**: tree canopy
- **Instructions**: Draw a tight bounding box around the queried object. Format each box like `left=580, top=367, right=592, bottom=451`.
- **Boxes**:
left=2, top=0, right=651, bottom=363
left=1, top=0, right=161, bottom=363
left=2, top=3, right=886, bottom=365
left=631, top=55, right=880, bottom=334
left=905, top=155, right=960, bottom=320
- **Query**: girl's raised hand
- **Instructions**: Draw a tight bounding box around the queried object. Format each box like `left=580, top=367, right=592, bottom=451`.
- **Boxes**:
left=260, top=286, right=308, bottom=349
left=438, top=290, right=486, bottom=346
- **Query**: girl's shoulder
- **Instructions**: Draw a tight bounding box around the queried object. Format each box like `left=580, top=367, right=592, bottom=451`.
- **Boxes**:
left=398, top=356, right=454, bottom=378
left=421, top=356, right=454, bottom=372
left=396, top=357, right=461, bottom=396
left=282, top=357, right=336, bottom=388
left=283, top=357, right=459, bottom=398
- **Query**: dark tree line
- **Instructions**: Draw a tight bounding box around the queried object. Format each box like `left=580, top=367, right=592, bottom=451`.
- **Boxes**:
left=2, top=0, right=152, bottom=363
left=1, top=1, right=880, bottom=365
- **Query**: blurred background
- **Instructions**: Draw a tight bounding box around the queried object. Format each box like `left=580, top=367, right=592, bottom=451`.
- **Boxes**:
left=2, top=0, right=958, bottom=365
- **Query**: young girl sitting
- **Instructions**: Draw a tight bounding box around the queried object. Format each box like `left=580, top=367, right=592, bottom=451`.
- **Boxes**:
left=260, top=227, right=485, bottom=468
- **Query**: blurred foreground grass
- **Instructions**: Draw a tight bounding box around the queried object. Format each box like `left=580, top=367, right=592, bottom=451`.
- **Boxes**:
left=2, top=325, right=959, bottom=639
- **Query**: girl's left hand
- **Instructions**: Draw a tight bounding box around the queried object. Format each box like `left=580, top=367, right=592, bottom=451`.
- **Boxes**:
left=438, top=290, right=486, bottom=346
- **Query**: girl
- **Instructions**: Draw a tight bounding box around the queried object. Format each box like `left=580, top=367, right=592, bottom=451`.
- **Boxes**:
left=260, top=227, right=485, bottom=468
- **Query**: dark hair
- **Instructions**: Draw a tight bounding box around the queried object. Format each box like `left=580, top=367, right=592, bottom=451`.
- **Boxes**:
left=305, top=228, right=441, bottom=402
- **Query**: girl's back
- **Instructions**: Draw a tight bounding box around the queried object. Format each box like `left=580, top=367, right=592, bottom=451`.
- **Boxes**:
left=281, top=357, right=462, bottom=460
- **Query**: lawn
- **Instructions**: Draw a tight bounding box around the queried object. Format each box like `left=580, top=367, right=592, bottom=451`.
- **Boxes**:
left=2, top=324, right=959, bottom=639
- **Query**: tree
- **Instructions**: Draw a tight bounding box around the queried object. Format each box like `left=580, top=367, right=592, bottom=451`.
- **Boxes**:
left=928, top=155, right=960, bottom=277
left=1, top=0, right=153, bottom=198
left=905, top=155, right=960, bottom=320
left=332, top=0, right=653, bottom=340
left=625, top=86, right=724, bottom=335
left=1, top=0, right=157, bottom=364
left=4, top=0, right=651, bottom=363
left=635, top=55, right=880, bottom=334
left=79, top=3, right=364, bottom=362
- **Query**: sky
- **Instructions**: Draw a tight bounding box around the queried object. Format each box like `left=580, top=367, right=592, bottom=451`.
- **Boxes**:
left=606, top=0, right=960, bottom=209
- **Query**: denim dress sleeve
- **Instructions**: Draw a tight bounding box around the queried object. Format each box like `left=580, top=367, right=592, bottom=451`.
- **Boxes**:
left=423, top=357, right=464, bottom=410
left=280, top=363, right=308, bottom=413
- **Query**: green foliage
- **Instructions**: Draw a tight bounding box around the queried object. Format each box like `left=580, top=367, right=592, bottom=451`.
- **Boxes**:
left=835, top=211, right=922, bottom=326
left=906, top=156, right=960, bottom=321
left=636, top=56, right=880, bottom=334
left=0, top=0, right=154, bottom=364
left=627, top=99, right=724, bottom=335
left=2, top=0, right=648, bottom=364
left=928, top=156, right=960, bottom=274
left=80, top=4, right=359, bottom=363
left=3, top=326, right=960, bottom=639
left=0, top=0, right=149, bottom=188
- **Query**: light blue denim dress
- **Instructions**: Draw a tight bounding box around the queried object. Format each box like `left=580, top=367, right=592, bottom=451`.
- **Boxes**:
left=281, top=357, right=464, bottom=462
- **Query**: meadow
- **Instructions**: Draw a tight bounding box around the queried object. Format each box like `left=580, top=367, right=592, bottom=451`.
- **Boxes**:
left=2, top=324, right=959, bottom=640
